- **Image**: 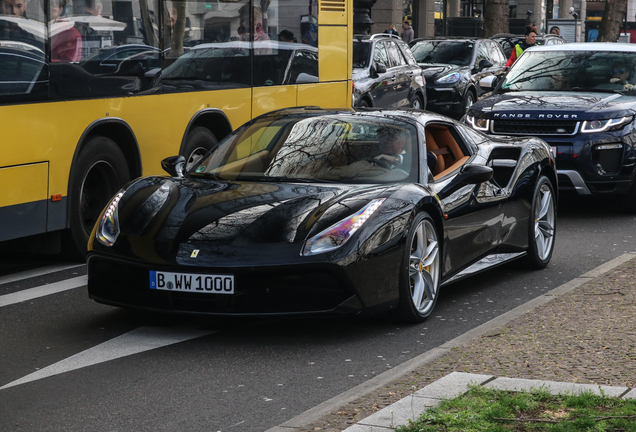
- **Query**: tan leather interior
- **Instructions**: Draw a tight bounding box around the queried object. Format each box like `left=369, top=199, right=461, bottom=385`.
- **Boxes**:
left=425, top=125, right=469, bottom=180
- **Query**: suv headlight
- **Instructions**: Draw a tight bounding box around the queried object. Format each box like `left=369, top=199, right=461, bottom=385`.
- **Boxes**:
left=581, top=116, right=633, bottom=133
left=302, top=198, right=385, bottom=256
left=436, top=72, right=460, bottom=84
left=96, top=191, right=125, bottom=247
left=466, top=115, right=490, bottom=131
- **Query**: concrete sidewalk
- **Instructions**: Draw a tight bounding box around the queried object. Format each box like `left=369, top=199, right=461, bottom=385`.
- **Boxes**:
left=291, top=252, right=636, bottom=431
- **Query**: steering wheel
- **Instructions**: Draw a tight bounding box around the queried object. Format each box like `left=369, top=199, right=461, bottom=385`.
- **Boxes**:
left=365, top=158, right=392, bottom=169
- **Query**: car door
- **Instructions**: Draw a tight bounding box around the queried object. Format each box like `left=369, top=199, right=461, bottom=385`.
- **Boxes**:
left=386, top=40, right=411, bottom=107
left=426, top=121, right=508, bottom=276
left=369, top=41, right=396, bottom=107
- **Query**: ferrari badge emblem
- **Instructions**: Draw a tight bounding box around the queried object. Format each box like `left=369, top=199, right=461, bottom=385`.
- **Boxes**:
left=191, top=250, right=199, bottom=258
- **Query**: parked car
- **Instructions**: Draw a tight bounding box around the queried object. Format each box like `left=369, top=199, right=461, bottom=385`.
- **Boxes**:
left=466, top=43, right=636, bottom=211
left=409, top=37, right=507, bottom=119
left=491, top=33, right=566, bottom=59
left=352, top=33, right=426, bottom=109
left=87, top=107, right=556, bottom=323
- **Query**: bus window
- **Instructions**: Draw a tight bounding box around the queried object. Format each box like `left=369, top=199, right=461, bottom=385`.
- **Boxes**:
left=0, top=0, right=47, bottom=102
left=49, top=0, right=161, bottom=99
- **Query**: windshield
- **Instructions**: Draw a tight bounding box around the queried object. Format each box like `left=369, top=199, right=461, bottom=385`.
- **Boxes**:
left=500, top=50, right=636, bottom=94
left=410, top=41, right=473, bottom=66
left=352, top=41, right=371, bottom=68
left=190, top=113, right=419, bottom=184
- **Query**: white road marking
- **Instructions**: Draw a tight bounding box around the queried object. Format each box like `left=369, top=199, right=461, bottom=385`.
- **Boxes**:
left=0, top=264, right=84, bottom=286
left=0, top=276, right=88, bottom=308
left=1, top=322, right=217, bottom=390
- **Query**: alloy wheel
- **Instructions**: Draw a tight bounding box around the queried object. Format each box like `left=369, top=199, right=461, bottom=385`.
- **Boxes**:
left=409, top=219, right=440, bottom=315
left=534, top=183, right=555, bottom=261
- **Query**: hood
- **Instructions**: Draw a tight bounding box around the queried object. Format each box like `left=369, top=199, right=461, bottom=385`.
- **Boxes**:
left=469, top=91, right=636, bottom=120
left=105, top=176, right=392, bottom=263
left=418, top=63, right=461, bottom=81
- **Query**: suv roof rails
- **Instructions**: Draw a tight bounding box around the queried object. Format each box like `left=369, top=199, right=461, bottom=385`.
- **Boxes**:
left=370, top=33, right=401, bottom=40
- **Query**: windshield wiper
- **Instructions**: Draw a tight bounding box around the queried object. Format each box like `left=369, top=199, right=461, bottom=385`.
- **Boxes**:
left=571, top=87, right=624, bottom=94
left=240, top=175, right=334, bottom=183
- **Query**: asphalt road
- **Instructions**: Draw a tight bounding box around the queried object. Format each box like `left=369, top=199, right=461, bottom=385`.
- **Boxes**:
left=0, top=195, right=635, bottom=432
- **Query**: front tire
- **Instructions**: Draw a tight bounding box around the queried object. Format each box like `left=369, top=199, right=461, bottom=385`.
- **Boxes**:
left=182, top=127, right=218, bottom=172
left=523, top=176, right=556, bottom=269
left=411, top=94, right=424, bottom=110
left=458, top=91, right=475, bottom=118
left=66, top=136, right=131, bottom=257
left=394, top=212, right=441, bottom=323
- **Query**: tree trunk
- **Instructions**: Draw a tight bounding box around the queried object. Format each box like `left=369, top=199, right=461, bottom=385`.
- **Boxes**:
left=483, top=0, right=509, bottom=37
left=597, top=0, right=628, bottom=42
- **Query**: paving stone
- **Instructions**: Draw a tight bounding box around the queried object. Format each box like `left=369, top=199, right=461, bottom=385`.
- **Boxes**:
left=413, top=371, right=493, bottom=400
left=485, top=376, right=628, bottom=397
left=343, top=396, right=439, bottom=431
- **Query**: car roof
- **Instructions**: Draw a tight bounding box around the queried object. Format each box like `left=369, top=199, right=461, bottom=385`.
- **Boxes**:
left=524, top=42, right=636, bottom=53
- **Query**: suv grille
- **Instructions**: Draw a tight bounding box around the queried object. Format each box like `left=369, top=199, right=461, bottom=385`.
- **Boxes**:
left=493, top=119, right=579, bottom=135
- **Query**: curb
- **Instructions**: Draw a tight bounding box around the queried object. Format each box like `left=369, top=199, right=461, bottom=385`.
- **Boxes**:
left=343, top=372, right=635, bottom=431
left=267, top=253, right=636, bottom=432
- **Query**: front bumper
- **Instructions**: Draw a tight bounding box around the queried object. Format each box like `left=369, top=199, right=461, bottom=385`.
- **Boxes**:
left=425, top=86, right=462, bottom=114
left=484, top=121, right=636, bottom=196
left=87, top=246, right=402, bottom=317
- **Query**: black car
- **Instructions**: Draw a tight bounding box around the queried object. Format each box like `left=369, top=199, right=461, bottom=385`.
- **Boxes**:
left=87, top=107, right=556, bottom=323
left=352, top=33, right=427, bottom=109
left=491, top=33, right=566, bottom=59
left=409, top=37, right=507, bottom=119
left=466, top=43, right=636, bottom=211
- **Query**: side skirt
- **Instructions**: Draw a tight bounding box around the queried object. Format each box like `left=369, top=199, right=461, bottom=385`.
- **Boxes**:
left=440, top=252, right=526, bottom=287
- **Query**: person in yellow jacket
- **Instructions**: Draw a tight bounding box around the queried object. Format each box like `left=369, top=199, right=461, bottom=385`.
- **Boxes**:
left=506, top=25, right=537, bottom=68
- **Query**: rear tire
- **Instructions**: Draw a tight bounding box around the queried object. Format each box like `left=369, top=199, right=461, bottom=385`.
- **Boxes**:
left=523, top=176, right=556, bottom=269
left=394, top=212, right=441, bottom=323
left=182, top=127, right=218, bottom=172
left=65, top=136, right=130, bottom=258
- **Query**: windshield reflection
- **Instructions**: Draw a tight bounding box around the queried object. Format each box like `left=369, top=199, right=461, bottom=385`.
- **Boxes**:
left=190, top=114, right=420, bottom=184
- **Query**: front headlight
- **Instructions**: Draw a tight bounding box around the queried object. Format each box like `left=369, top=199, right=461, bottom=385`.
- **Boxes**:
left=96, top=191, right=125, bottom=247
left=466, top=115, right=490, bottom=131
left=581, top=116, right=633, bottom=133
left=436, top=72, right=460, bottom=84
left=302, top=198, right=385, bottom=256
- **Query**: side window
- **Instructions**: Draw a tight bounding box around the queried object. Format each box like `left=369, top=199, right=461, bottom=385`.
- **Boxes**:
left=386, top=41, right=405, bottom=67
left=487, top=40, right=504, bottom=64
left=49, top=0, right=161, bottom=100
left=288, top=50, right=318, bottom=84
left=0, top=0, right=47, bottom=103
left=373, top=41, right=389, bottom=68
left=476, top=42, right=489, bottom=65
left=398, top=42, right=418, bottom=66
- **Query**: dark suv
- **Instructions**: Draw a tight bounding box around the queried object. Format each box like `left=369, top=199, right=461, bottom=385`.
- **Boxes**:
left=409, top=37, right=507, bottom=119
left=352, top=34, right=426, bottom=109
left=466, top=43, right=636, bottom=211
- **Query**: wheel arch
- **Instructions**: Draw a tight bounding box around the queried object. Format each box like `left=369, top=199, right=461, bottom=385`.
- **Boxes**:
left=179, top=109, right=233, bottom=155
left=68, top=118, right=141, bottom=226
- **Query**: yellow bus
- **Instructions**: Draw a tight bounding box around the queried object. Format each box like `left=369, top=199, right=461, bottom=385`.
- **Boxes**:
left=0, top=0, right=352, bottom=256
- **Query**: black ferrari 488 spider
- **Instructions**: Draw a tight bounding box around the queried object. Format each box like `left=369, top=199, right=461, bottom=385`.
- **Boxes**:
left=87, top=107, right=557, bottom=323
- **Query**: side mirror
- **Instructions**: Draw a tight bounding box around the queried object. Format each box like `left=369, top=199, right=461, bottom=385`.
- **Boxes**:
left=371, top=62, right=387, bottom=77
left=478, top=59, right=493, bottom=72
left=478, top=75, right=498, bottom=90
left=458, top=164, right=493, bottom=184
left=161, top=155, right=186, bottom=177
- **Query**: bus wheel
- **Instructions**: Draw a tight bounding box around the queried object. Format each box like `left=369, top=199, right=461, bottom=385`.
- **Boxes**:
left=66, top=136, right=131, bottom=258
left=182, top=127, right=218, bottom=172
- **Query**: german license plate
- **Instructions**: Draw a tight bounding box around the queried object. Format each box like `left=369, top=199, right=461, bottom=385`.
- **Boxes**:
left=149, top=271, right=234, bottom=294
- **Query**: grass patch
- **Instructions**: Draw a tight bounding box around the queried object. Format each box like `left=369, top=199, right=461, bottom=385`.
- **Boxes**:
left=397, top=385, right=636, bottom=431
